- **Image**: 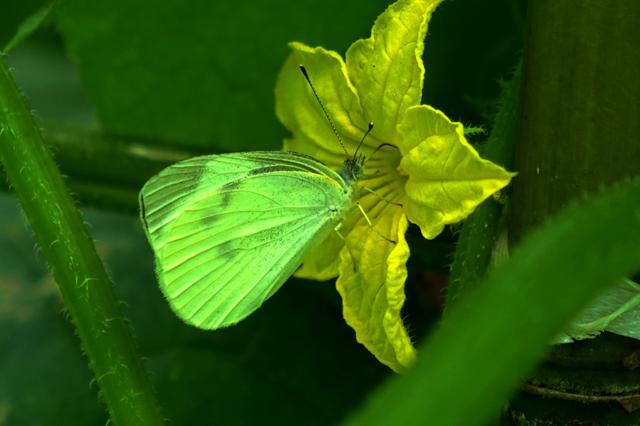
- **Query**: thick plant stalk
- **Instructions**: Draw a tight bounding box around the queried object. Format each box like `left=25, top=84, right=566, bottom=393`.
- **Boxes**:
left=511, top=0, right=640, bottom=241
left=508, top=0, right=640, bottom=423
left=0, top=58, right=164, bottom=425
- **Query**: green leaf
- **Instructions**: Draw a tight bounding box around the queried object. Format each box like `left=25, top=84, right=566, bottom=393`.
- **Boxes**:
left=54, top=0, right=383, bottom=151
left=0, top=0, right=50, bottom=50
left=346, top=178, right=640, bottom=426
left=557, top=278, right=640, bottom=343
left=3, top=2, right=54, bottom=53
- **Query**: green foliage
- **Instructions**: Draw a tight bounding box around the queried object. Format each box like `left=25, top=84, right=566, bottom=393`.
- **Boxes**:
left=556, top=279, right=640, bottom=343
left=49, top=0, right=523, bottom=153
left=53, top=0, right=387, bottom=151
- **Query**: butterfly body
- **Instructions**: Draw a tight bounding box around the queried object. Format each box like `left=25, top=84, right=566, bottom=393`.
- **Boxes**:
left=140, top=151, right=361, bottom=329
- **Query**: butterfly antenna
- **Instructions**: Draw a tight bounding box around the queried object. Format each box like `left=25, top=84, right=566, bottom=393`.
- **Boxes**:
left=363, top=142, right=399, bottom=166
left=354, top=122, right=374, bottom=158
left=299, top=65, right=349, bottom=156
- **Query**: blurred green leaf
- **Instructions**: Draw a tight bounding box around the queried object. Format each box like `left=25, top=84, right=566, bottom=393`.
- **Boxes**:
left=3, top=2, right=53, bottom=53
left=347, top=178, right=640, bottom=426
left=54, top=0, right=387, bottom=151
left=52, top=0, right=523, bottom=151
left=0, top=0, right=50, bottom=49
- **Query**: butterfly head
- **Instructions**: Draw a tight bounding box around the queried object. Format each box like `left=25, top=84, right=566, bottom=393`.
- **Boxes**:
left=340, top=154, right=366, bottom=186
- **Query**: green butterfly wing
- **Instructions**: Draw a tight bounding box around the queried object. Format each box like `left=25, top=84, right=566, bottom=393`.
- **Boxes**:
left=140, top=152, right=353, bottom=329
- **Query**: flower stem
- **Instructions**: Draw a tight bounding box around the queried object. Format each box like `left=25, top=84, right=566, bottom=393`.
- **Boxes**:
left=0, top=57, right=164, bottom=425
left=445, top=59, right=522, bottom=311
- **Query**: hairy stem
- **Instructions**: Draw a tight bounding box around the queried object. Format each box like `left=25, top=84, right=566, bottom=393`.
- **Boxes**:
left=445, top=59, right=521, bottom=311
left=0, top=57, right=164, bottom=425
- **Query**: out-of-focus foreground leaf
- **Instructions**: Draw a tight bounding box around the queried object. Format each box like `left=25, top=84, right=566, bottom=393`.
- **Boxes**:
left=347, top=178, right=640, bottom=426
left=0, top=194, right=386, bottom=425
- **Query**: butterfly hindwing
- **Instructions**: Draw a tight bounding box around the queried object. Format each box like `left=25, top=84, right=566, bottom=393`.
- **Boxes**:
left=140, top=152, right=352, bottom=329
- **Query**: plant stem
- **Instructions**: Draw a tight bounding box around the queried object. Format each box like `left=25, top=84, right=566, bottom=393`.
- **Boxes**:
left=43, top=123, right=192, bottom=188
left=510, top=0, right=640, bottom=243
left=0, top=57, right=164, bottom=425
left=508, top=0, right=640, bottom=423
left=445, top=60, right=521, bottom=311
left=0, top=122, right=192, bottom=211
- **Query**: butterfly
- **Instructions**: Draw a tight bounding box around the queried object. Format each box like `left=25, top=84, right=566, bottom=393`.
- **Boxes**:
left=139, top=149, right=367, bottom=329
left=139, top=66, right=375, bottom=329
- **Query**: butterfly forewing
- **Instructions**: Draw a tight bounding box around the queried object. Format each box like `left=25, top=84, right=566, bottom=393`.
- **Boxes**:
left=140, top=152, right=354, bottom=329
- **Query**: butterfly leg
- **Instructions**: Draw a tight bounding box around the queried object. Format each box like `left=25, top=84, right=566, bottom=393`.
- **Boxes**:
left=360, top=186, right=403, bottom=207
left=333, top=222, right=346, bottom=241
left=356, top=203, right=397, bottom=245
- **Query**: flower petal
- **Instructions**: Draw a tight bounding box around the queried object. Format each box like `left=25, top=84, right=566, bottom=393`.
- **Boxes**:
left=275, top=42, right=369, bottom=167
left=294, top=228, right=343, bottom=280
left=295, top=142, right=404, bottom=281
left=337, top=208, right=416, bottom=373
left=345, top=0, right=442, bottom=143
left=396, top=104, right=460, bottom=155
left=398, top=105, right=514, bottom=239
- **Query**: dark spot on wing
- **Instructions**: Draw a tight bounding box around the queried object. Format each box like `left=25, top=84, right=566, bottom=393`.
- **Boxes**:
left=247, top=165, right=301, bottom=176
left=216, top=240, right=237, bottom=261
left=250, top=150, right=320, bottom=163
left=220, top=179, right=242, bottom=207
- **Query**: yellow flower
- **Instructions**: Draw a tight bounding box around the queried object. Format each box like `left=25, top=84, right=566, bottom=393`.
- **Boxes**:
left=275, top=0, right=513, bottom=372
